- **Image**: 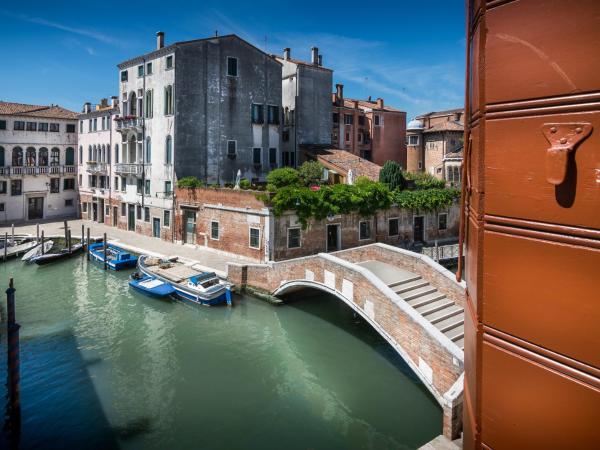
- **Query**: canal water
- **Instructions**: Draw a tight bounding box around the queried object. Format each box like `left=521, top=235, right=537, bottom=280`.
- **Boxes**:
left=0, top=256, right=441, bottom=450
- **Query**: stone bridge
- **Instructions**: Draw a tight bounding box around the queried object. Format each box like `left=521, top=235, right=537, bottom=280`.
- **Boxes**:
left=227, top=243, right=466, bottom=439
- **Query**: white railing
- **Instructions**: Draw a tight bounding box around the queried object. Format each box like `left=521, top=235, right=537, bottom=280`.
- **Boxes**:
left=116, top=117, right=143, bottom=130
left=422, top=242, right=464, bottom=262
left=0, top=165, right=75, bottom=176
left=86, top=162, right=108, bottom=174
left=115, top=163, right=142, bottom=175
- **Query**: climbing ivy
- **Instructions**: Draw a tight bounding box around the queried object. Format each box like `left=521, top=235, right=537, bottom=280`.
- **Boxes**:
left=393, top=188, right=460, bottom=210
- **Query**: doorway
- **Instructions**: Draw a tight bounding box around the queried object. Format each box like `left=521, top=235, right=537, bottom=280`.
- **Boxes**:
left=127, top=204, right=135, bottom=231
left=326, top=224, right=341, bottom=252
left=183, top=210, right=196, bottom=244
left=153, top=217, right=161, bottom=238
left=413, top=216, right=424, bottom=243
left=112, top=207, right=118, bottom=227
left=27, top=197, right=44, bottom=220
left=92, top=202, right=98, bottom=222
left=98, top=199, right=104, bottom=223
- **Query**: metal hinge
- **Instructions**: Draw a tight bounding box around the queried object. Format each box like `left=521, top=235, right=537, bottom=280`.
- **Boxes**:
left=541, top=123, right=593, bottom=185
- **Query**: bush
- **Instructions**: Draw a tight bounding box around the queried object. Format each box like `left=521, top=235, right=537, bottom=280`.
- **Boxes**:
left=239, top=178, right=251, bottom=190
left=298, top=161, right=324, bottom=186
left=379, top=161, right=406, bottom=190
left=266, top=167, right=300, bottom=191
left=177, top=176, right=203, bottom=188
left=403, top=171, right=445, bottom=190
left=393, top=188, right=460, bottom=210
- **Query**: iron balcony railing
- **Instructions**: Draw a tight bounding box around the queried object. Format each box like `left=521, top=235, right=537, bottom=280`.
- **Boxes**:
left=115, top=117, right=144, bottom=131
left=0, top=165, right=76, bottom=176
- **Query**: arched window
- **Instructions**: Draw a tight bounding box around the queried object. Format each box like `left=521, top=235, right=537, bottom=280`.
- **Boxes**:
left=38, top=148, right=48, bottom=166
left=107, top=144, right=111, bottom=164
left=65, top=147, right=75, bottom=166
left=129, top=92, right=137, bottom=116
left=145, top=90, right=153, bottom=118
left=12, top=147, right=23, bottom=166
left=101, top=144, right=106, bottom=163
left=26, top=147, right=36, bottom=166
left=88, top=145, right=92, bottom=161
left=164, top=85, right=173, bottom=115
left=165, top=135, right=172, bottom=164
left=92, top=145, right=98, bottom=162
left=50, top=148, right=60, bottom=166
left=145, top=137, right=151, bottom=163
left=79, top=146, right=83, bottom=164
left=0, top=147, right=5, bottom=167
left=115, top=144, right=119, bottom=164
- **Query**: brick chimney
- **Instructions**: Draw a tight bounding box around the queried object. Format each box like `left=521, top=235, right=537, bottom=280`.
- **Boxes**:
left=156, top=31, right=164, bottom=50
left=336, top=84, right=344, bottom=101
left=110, top=96, right=118, bottom=108
left=283, top=48, right=291, bottom=60
left=376, top=98, right=384, bottom=109
left=100, top=98, right=108, bottom=108
left=311, top=47, right=319, bottom=65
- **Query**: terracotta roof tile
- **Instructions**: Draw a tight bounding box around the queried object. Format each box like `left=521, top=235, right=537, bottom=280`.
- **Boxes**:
left=423, top=120, right=464, bottom=133
left=0, top=101, right=78, bottom=119
left=338, top=98, right=404, bottom=113
left=304, top=148, right=382, bottom=181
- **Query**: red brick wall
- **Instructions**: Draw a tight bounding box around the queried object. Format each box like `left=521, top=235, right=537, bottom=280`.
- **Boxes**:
left=370, top=111, right=407, bottom=167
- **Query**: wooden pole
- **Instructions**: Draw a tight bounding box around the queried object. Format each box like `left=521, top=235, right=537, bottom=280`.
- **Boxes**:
left=81, top=224, right=85, bottom=246
left=41, top=231, right=45, bottom=255
left=36, top=224, right=40, bottom=243
left=3, top=232, right=7, bottom=262
left=11, top=224, right=14, bottom=245
left=103, top=233, right=107, bottom=270
left=67, top=230, right=72, bottom=254
left=63, top=220, right=68, bottom=245
left=435, top=239, right=439, bottom=262
left=86, top=228, right=90, bottom=261
left=6, top=278, right=22, bottom=437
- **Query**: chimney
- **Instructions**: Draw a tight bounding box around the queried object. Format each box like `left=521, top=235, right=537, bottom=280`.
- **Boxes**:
left=83, top=102, right=91, bottom=113
left=311, top=47, right=319, bottom=65
left=453, top=111, right=461, bottom=122
left=283, top=48, right=291, bottom=60
left=110, top=96, right=118, bottom=108
left=318, top=54, right=323, bottom=66
left=376, top=98, right=384, bottom=109
left=100, top=98, right=108, bottom=108
left=336, top=84, right=344, bottom=101
left=156, top=31, right=165, bottom=50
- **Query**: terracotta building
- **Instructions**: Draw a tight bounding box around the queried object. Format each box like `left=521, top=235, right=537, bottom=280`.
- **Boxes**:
left=331, top=84, right=406, bottom=166
left=406, top=109, right=464, bottom=185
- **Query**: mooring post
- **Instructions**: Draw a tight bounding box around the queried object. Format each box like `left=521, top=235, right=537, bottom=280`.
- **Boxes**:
left=11, top=223, right=14, bottom=245
left=41, top=231, right=45, bottom=255
left=3, top=232, right=7, bottom=262
left=81, top=224, right=84, bottom=246
left=67, top=230, right=72, bottom=254
left=103, top=233, right=107, bottom=270
left=63, top=220, right=68, bottom=245
left=36, top=223, right=40, bottom=243
left=86, top=228, right=90, bottom=261
left=435, top=240, right=439, bottom=262
left=5, top=278, right=22, bottom=438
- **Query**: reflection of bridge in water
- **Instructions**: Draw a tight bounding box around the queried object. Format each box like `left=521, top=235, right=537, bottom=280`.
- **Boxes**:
left=228, top=243, right=465, bottom=440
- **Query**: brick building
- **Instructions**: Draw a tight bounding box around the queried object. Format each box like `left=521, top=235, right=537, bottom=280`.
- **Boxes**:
left=332, top=84, right=407, bottom=166
left=173, top=186, right=459, bottom=262
left=406, top=108, right=464, bottom=185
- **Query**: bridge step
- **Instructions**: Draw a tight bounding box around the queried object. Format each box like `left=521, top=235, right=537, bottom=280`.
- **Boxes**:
left=387, top=275, right=422, bottom=288
left=407, top=292, right=447, bottom=309
left=416, top=298, right=455, bottom=316
left=435, top=315, right=465, bottom=334
left=402, top=285, right=438, bottom=301
left=393, top=279, right=429, bottom=294
left=424, top=305, right=463, bottom=324
left=446, top=324, right=464, bottom=341
left=453, top=336, right=464, bottom=350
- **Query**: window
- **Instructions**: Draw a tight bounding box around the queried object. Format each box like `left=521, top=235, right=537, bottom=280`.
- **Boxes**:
left=358, top=116, right=365, bottom=126
left=0, top=120, right=6, bottom=130
left=105, top=205, right=110, bottom=216
left=66, top=124, right=76, bottom=133
left=63, top=178, right=75, bottom=190
left=25, top=147, right=36, bottom=166
left=78, top=146, right=83, bottom=164
left=344, top=114, right=353, bottom=125
left=121, top=70, right=128, bottom=81
left=65, top=199, right=73, bottom=207
left=447, top=166, right=461, bottom=185
left=418, top=161, right=423, bottom=169
left=359, top=220, right=371, bottom=240
left=374, top=115, right=381, bottom=126
left=79, top=121, right=83, bottom=133
left=78, top=174, right=82, bottom=186
left=164, top=85, right=173, bottom=115
left=358, top=132, right=363, bottom=143
left=210, top=221, right=219, bottom=240
left=249, top=227, right=260, bottom=249
left=14, top=121, right=25, bottom=131
left=408, top=135, right=419, bottom=146
left=144, top=179, right=151, bottom=195
left=144, top=207, right=150, bottom=222
left=163, top=210, right=170, bottom=227
left=136, top=205, right=142, bottom=219
left=332, top=112, right=339, bottom=123
left=37, top=122, right=48, bottom=132
left=121, top=177, right=126, bottom=192
left=12, top=147, right=23, bottom=166
left=0, top=147, right=3, bottom=167
left=251, top=104, right=264, bottom=124
left=145, top=137, right=151, bottom=162
left=65, top=147, right=75, bottom=165
left=50, top=148, right=60, bottom=166
left=345, top=132, right=350, bottom=142
left=137, top=179, right=143, bottom=194
left=438, top=213, right=448, bottom=231
left=0, top=181, right=6, bottom=194
left=227, top=140, right=237, bottom=158
left=269, top=148, right=277, bottom=167
left=115, top=144, right=119, bottom=163
left=145, top=90, right=153, bottom=118
left=114, top=177, right=119, bottom=191
left=253, top=148, right=261, bottom=165
left=288, top=228, right=301, bottom=248
left=121, top=203, right=126, bottom=216
left=90, top=175, right=97, bottom=188
left=83, top=202, right=88, bottom=213
left=227, top=57, right=238, bottom=76
left=146, top=62, right=153, bottom=74
left=388, top=218, right=399, bottom=236
left=10, top=180, right=22, bottom=196
left=49, top=123, right=59, bottom=132
left=50, top=178, right=60, bottom=193
left=166, top=55, right=173, bottom=69
left=164, top=181, right=172, bottom=195
left=267, top=105, right=279, bottom=125
left=138, top=65, right=144, bottom=77
left=26, top=122, right=37, bottom=131
left=165, top=136, right=172, bottom=164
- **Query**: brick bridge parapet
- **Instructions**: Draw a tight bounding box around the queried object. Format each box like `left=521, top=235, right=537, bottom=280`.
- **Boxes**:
left=227, top=243, right=465, bottom=439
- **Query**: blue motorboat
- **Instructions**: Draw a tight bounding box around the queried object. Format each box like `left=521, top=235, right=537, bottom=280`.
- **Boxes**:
left=138, top=255, right=232, bottom=306
left=89, top=243, right=138, bottom=270
left=129, top=272, right=175, bottom=298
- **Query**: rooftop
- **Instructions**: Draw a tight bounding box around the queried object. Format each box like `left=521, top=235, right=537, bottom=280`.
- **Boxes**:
left=0, top=101, right=78, bottom=120
left=416, top=108, right=464, bottom=119
left=423, top=120, right=464, bottom=133
left=304, top=147, right=382, bottom=181
left=336, top=98, right=405, bottom=113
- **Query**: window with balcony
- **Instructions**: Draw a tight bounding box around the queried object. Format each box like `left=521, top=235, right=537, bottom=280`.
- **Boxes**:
left=38, top=148, right=48, bottom=166
left=50, top=148, right=60, bottom=166
left=50, top=178, right=60, bottom=193
left=227, top=57, right=238, bottom=77
left=65, top=147, right=75, bottom=166
left=251, top=104, right=264, bottom=124
left=164, top=85, right=173, bottom=115
left=267, top=105, right=280, bottom=125
left=99, top=176, right=107, bottom=189
left=11, top=180, right=22, bottom=196
left=26, top=147, right=36, bottom=166
left=165, top=181, right=172, bottom=196
left=165, top=136, right=172, bottom=164
left=63, top=178, right=75, bottom=190
left=14, top=121, right=25, bottom=131
left=121, top=70, right=128, bottom=82
left=12, top=147, right=23, bottom=166
left=253, top=148, right=261, bottom=166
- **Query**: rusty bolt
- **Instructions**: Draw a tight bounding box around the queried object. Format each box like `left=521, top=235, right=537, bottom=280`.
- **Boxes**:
left=550, top=126, right=557, bottom=133
left=575, top=127, right=582, bottom=134
left=559, top=137, right=568, bottom=144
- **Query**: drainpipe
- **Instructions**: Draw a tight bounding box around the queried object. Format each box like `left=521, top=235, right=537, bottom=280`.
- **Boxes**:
left=141, top=57, right=146, bottom=211
left=294, top=65, right=299, bottom=168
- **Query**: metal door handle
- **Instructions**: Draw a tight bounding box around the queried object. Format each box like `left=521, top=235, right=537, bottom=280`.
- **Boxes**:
left=541, top=123, right=592, bottom=185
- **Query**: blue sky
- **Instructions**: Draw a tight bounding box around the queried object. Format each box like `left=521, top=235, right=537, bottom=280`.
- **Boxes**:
left=0, top=0, right=465, bottom=120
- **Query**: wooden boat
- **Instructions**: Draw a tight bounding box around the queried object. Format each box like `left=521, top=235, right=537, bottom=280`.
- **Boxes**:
left=138, top=255, right=232, bottom=306
left=1, top=240, right=38, bottom=260
left=22, top=241, right=54, bottom=263
left=88, top=243, right=138, bottom=270
left=31, top=243, right=84, bottom=265
left=129, top=272, right=175, bottom=298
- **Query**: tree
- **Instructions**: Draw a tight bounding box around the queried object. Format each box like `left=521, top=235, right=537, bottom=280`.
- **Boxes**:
left=379, top=161, right=406, bottom=191
left=177, top=176, right=203, bottom=188
left=266, top=167, right=300, bottom=191
left=298, top=161, right=324, bottom=186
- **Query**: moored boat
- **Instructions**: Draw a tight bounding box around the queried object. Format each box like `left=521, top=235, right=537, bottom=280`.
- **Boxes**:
left=1, top=240, right=38, bottom=260
left=22, top=241, right=54, bottom=263
left=31, top=243, right=84, bottom=265
left=129, top=272, right=175, bottom=298
left=138, top=255, right=232, bottom=306
left=89, top=243, right=138, bottom=270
